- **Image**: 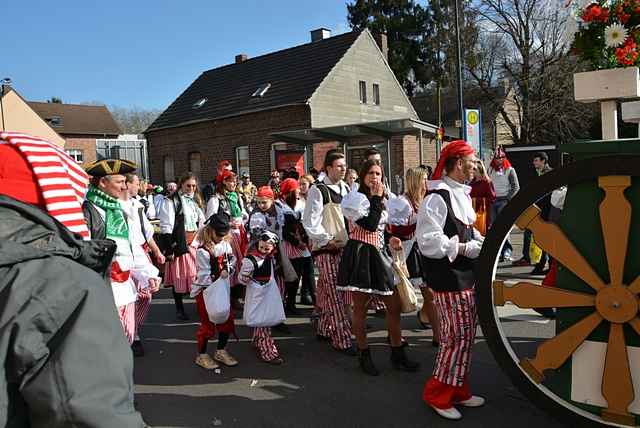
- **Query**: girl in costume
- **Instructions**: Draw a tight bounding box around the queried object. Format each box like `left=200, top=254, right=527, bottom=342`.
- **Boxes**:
left=192, top=211, right=238, bottom=370
left=337, top=159, right=419, bottom=376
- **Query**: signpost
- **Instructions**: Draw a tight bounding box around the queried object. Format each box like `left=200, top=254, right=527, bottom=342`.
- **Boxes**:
left=464, top=108, right=482, bottom=156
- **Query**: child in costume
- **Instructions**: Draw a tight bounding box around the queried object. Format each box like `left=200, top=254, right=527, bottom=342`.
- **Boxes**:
left=192, top=211, right=238, bottom=370
left=239, top=231, right=285, bottom=364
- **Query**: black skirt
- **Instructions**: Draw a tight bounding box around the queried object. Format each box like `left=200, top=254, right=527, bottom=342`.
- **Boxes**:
left=337, top=239, right=395, bottom=295
left=405, top=242, right=423, bottom=280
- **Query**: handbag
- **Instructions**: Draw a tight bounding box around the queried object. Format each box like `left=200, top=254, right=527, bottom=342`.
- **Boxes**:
left=391, top=249, right=418, bottom=313
left=243, top=276, right=286, bottom=327
left=202, top=276, right=231, bottom=324
left=472, top=198, right=487, bottom=236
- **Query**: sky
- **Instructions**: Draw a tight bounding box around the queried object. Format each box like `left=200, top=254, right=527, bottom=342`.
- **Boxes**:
left=4, top=0, right=351, bottom=110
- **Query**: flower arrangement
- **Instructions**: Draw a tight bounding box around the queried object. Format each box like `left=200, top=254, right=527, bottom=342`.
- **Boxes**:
left=571, top=0, right=640, bottom=69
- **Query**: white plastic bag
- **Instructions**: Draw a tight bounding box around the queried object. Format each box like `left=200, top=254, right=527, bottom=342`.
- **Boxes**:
left=203, top=277, right=231, bottom=324
left=243, top=277, right=286, bottom=328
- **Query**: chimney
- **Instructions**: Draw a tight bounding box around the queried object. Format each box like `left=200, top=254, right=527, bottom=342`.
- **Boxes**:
left=373, top=33, right=389, bottom=62
left=310, top=28, right=331, bottom=42
left=235, top=54, right=248, bottom=64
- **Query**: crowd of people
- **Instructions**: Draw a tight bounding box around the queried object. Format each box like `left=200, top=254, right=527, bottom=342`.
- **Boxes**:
left=1, top=129, right=556, bottom=425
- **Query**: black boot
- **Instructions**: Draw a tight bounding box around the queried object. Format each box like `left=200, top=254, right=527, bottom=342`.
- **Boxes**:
left=391, top=346, right=420, bottom=372
left=173, top=290, right=189, bottom=320
left=285, top=281, right=299, bottom=315
left=358, top=348, right=379, bottom=376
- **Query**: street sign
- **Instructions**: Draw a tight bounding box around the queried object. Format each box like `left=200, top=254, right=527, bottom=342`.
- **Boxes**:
left=464, top=108, right=482, bottom=156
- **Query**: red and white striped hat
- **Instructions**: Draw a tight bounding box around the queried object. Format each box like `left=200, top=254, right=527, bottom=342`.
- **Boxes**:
left=0, top=131, right=90, bottom=239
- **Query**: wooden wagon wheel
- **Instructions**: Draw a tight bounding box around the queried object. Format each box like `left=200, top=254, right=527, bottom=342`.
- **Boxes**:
left=476, top=155, right=640, bottom=427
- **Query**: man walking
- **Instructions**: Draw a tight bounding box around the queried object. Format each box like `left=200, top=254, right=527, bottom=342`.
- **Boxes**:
left=303, top=151, right=355, bottom=355
left=488, top=147, right=519, bottom=262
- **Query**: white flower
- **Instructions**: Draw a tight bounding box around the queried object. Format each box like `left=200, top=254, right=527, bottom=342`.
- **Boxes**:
left=605, top=24, right=628, bottom=48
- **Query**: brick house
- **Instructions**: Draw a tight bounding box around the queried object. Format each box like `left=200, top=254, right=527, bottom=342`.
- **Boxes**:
left=28, top=102, right=121, bottom=166
left=145, top=29, right=440, bottom=191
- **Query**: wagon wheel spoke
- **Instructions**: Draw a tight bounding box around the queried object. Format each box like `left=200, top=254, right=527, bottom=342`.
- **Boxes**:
left=628, top=276, right=640, bottom=295
left=601, top=323, right=636, bottom=426
left=518, top=312, right=603, bottom=383
left=516, top=206, right=606, bottom=291
left=598, top=177, right=632, bottom=287
left=493, top=281, right=596, bottom=308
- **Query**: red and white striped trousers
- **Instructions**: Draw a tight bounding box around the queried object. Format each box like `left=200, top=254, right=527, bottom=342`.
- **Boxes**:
left=253, top=327, right=280, bottom=361
left=117, top=302, right=136, bottom=344
left=134, top=285, right=153, bottom=339
left=314, top=252, right=352, bottom=350
left=431, top=289, right=477, bottom=386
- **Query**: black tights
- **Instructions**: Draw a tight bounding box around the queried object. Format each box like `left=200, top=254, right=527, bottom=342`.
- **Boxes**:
left=173, top=290, right=185, bottom=313
left=198, top=332, right=229, bottom=354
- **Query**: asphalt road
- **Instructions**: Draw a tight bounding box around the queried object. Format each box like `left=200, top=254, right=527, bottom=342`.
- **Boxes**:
left=134, top=253, right=564, bottom=428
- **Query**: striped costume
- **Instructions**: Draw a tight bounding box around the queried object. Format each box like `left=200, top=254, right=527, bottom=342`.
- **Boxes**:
left=417, top=176, right=483, bottom=410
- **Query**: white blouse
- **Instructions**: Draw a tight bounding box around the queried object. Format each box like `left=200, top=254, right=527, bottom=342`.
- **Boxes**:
left=302, top=178, right=349, bottom=248
left=340, top=190, right=388, bottom=228
left=158, top=193, right=205, bottom=234
left=190, top=241, right=235, bottom=297
left=416, top=176, right=481, bottom=263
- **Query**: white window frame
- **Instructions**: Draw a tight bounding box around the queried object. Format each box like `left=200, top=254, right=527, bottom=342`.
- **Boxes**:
left=372, top=83, right=380, bottom=105
left=235, top=145, right=250, bottom=177
left=66, top=149, right=83, bottom=163
left=359, top=80, right=367, bottom=104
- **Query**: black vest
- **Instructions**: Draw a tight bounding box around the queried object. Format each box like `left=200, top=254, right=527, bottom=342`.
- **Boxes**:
left=246, top=255, right=273, bottom=285
left=157, top=194, right=188, bottom=257
left=421, top=189, right=475, bottom=292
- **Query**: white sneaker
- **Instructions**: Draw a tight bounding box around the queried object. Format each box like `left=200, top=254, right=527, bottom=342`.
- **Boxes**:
left=431, top=405, right=462, bottom=420
left=456, top=395, right=485, bottom=407
left=195, top=354, right=219, bottom=370
left=214, top=349, right=238, bottom=367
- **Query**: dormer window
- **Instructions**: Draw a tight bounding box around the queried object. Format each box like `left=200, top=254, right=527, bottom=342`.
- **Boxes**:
left=48, top=116, right=62, bottom=127
left=252, top=83, right=271, bottom=98
left=192, top=98, right=207, bottom=109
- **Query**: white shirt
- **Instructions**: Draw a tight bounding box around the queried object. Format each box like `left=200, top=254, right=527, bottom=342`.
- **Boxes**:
left=190, top=241, right=234, bottom=297
left=158, top=193, right=205, bottom=235
left=416, top=176, right=481, bottom=263
left=302, top=177, right=349, bottom=248
left=205, top=193, right=249, bottom=225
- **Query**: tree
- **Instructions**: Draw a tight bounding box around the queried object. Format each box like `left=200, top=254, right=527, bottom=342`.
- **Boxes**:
left=110, top=106, right=161, bottom=135
left=47, top=97, right=62, bottom=103
left=468, top=0, right=598, bottom=145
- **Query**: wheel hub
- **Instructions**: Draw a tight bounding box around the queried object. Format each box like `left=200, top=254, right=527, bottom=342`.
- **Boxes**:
left=595, top=286, right=638, bottom=323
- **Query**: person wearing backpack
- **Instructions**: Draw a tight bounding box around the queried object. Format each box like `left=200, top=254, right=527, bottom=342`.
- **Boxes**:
left=302, top=151, right=355, bottom=355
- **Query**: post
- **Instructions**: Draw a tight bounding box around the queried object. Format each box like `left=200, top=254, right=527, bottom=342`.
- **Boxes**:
left=601, top=100, right=618, bottom=140
left=418, top=129, right=424, bottom=165
left=453, top=0, right=464, bottom=139
left=386, top=137, right=392, bottom=192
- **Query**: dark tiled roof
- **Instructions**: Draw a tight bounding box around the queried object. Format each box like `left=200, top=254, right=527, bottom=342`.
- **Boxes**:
left=28, top=102, right=121, bottom=136
left=411, top=85, right=509, bottom=126
left=146, top=31, right=362, bottom=132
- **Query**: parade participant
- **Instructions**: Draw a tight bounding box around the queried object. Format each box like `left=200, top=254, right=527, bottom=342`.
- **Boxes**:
left=192, top=211, right=239, bottom=370
left=299, top=174, right=314, bottom=203
left=238, top=171, right=257, bottom=210
left=470, top=161, right=496, bottom=236
left=387, top=167, right=440, bottom=346
left=345, top=168, right=358, bottom=191
left=248, top=185, right=293, bottom=332
left=205, top=169, right=249, bottom=289
left=417, top=140, right=485, bottom=420
left=279, top=178, right=314, bottom=312
left=83, top=159, right=161, bottom=344
left=268, top=169, right=281, bottom=197
left=239, top=231, right=285, bottom=364
left=0, top=132, right=144, bottom=427
left=337, top=160, right=419, bottom=376
left=153, top=185, right=165, bottom=214
left=158, top=172, right=206, bottom=320
left=302, top=151, right=354, bottom=354
left=488, top=147, right=519, bottom=262
left=121, top=173, right=165, bottom=357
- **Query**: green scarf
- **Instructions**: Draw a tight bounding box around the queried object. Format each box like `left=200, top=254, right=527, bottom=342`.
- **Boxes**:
left=86, top=185, right=129, bottom=240
left=225, top=191, right=242, bottom=218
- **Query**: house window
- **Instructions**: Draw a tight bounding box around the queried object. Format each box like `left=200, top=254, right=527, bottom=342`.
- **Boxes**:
left=66, top=149, right=83, bottom=163
left=188, top=152, right=202, bottom=182
left=236, top=146, right=250, bottom=177
left=359, top=81, right=367, bottom=104
left=163, top=155, right=175, bottom=184
left=251, top=83, right=271, bottom=98
left=373, top=83, right=380, bottom=105
left=48, top=116, right=63, bottom=127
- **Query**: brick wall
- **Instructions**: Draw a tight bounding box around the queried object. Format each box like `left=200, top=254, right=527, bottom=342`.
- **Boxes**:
left=63, top=136, right=98, bottom=167
left=146, top=105, right=311, bottom=186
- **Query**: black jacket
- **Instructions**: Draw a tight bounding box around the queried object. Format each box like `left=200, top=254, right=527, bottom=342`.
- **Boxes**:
left=0, top=195, right=143, bottom=428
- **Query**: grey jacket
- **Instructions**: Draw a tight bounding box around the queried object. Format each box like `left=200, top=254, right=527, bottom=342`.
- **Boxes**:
left=0, top=195, right=144, bottom=428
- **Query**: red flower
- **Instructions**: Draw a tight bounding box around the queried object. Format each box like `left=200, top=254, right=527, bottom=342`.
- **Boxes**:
left=616, top=37, right=639, bottom=66
left=616, top=4, right=631, bottom=23
left=582, top=3, right=604, bottom=22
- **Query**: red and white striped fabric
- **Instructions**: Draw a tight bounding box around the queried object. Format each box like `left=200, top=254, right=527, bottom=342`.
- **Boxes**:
left=314, top=252, right=352, bottom=350
left=347, top=219, right=380, bottom=248
left=0, top=132, right=90, bottom=239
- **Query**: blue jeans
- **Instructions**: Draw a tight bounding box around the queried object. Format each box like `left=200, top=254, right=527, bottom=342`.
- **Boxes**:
left=490, top=198, right=512, bottom=259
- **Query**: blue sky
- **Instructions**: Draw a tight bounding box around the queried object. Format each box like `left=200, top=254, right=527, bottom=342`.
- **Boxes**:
left=4, top=0, right=350, bottom=110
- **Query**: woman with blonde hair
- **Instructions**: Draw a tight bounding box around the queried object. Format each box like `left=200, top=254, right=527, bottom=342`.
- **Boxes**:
left=470, top=160, right=496, bottom=236
left=298, top=174, right=314, bottom=204
left=158, top=172, right=206, bottom=320
left=387, top=167, right=441, bottom=346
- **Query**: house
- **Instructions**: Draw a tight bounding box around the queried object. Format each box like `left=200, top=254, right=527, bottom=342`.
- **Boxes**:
left=0, top=87, right=66, bottom=146
left=145, top=28, right=440, bottom=190
left=28, top=102, right=121, bottom=166
left=411, top=83, right=520, bottom=160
